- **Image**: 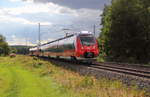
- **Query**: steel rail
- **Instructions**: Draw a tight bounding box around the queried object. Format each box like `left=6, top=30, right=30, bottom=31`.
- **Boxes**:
left=88, top=64, right=150, bottom=79
left=92, top=62, right=150, bottom=74
left=40, top=56, right=150, bottom=79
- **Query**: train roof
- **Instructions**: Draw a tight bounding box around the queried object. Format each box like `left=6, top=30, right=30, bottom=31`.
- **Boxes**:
left=41, top=34, right=74, bottom=46
left=30, top=31, right=94, bottom=51
left=30, top=34, right=74, bottom=50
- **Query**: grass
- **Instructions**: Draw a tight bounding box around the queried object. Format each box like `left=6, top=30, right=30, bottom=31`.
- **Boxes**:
left=0, top=55, right=149, bottom=97
left=0, top=56, right=79, bottom=97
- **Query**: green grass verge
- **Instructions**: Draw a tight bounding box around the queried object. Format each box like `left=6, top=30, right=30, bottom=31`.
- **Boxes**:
left=0, top=55, right=149, bottom=97
left=0, top=56, right=79, bottom=97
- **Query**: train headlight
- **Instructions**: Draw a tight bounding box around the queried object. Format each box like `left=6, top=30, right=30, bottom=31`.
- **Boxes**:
left=81, top=47, right=84, bottom=50
left=93, top=46, right=96, bottom=49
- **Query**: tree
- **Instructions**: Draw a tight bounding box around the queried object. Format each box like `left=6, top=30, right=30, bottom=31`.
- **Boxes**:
left=11, top=45, right=31, bottom=54
left=10, top=47, right=17, bottom=54
left=98, top=5, right=112, bottom=60
left=99, top=0, right=150, bottom=63
left=0, top=35, right=10, bottom=56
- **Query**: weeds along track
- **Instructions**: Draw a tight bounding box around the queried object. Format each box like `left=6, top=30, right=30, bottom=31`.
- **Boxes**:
left=39, top=56, right=150, bottom=90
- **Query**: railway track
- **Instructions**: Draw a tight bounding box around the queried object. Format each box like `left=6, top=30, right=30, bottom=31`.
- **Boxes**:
left=40, top=56, right=150, bottom=90
left=42, top=56, right=150, bottom=80
left=89, top=62, right=150, bottom=79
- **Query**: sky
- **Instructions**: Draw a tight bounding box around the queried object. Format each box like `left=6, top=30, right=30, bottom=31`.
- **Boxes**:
left=0, top=0, right=110, bottom=46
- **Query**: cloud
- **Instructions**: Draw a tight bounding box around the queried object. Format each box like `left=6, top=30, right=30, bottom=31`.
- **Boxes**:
left=1, top=1, right=102, bottom=19
left=1, top=0, right=105, bottom=46
left=76, top=8, right=102, bottom=19
left=10, top=0, right=34, bottom=3
left=9, top=0, right=20, bottom=2
left=0, top=1, right=101, bottom=27
left=32, top=0, right=110, bottom=9
left=0, top=7, right=52, bottom=25
left=2, top=3, right=60, bottom=15
left=40, top=38, right=55, bottom=44
left=8, top=35, right=35, bottom=46
left=0, top=14, right=52, bottom=25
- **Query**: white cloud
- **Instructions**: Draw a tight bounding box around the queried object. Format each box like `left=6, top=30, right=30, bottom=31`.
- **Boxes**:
left=8, top=35, right=35, bottom=46
left=40, top=38, right=54, bottom=44
left=59, top=7, right=77, bottom=16
left=2, top=1, right=102, bottom=19
left=40, top=22, right=52, bottom=26
left=0, top=10, right=3, bottom=15
left=23, top=0, right=34, bottom=3
left=9, top=0, right=34, bottom=3
left=0, top=8, right=52, bottom=25
left=9, top=0, right=20, bottom=2
left=62, top=5, right=102, bottom=19
left=1, top=1, right=102, bottom=45
left=0, top=14, right=52, bottom=25
left=77, top=8, right=102, bottom=18
left=2, top=2, right=64, bottom=15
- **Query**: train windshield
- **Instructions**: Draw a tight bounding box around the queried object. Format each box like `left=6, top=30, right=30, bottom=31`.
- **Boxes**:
left=80, top=35, right=96, bottom=46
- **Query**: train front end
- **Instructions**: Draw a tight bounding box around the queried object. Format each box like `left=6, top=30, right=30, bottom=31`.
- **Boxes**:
left=76, top=33, right=99, bottom=59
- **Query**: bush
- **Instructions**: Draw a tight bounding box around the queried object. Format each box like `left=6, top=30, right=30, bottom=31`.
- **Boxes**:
left=80, top=76, right=94, bottom=88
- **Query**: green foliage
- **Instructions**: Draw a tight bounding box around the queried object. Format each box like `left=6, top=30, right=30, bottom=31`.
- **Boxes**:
left=11, top=45, right=32, bottom=54
left=33, top=61, right=43, bottom=68
left=0, top=35, right=9, bottom=56
left=10, top=47, right=17, bottom=54
left=98, top=5, right=112, bottom=61
left=80, top=76, right=94, bottom=88
left=99, top=0, right=150, bottom=63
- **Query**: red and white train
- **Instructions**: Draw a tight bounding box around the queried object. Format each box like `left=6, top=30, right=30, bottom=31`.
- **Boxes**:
left=29, top=31, right=99, bottom=61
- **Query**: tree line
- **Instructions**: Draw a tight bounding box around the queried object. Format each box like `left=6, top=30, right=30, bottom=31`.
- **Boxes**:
left=0, top=35, right=9, bottom=56
left=0, top=34, right=31, bottom=56
left=99, top=0, right=150, bottom=63
left=11, top=45, right=31, bottom=54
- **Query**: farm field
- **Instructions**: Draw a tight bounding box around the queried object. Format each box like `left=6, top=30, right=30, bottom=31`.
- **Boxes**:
left=0, top=55, right=149, bottom=97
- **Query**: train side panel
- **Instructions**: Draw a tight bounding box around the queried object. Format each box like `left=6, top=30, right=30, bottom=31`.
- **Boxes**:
left=41, top=35, right=76, bottom=57
left=57, top=35, right=76, bottom=57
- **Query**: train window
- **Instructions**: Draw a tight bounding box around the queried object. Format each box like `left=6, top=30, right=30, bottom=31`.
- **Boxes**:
left=80, top=35, right=95, bottom=46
